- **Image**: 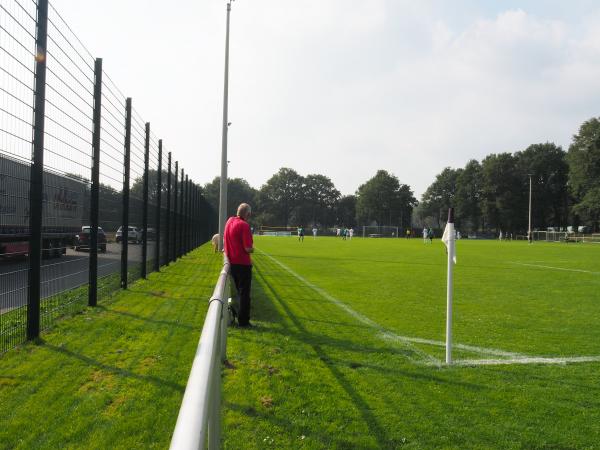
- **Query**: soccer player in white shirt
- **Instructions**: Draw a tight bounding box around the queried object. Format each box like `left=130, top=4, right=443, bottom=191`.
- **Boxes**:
left=312, top=227, right=317, bottom=239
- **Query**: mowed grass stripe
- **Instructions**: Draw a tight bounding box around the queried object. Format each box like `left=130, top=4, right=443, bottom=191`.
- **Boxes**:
left=220, top=236, right=600, bottom=448
left=255, top=237, right=600, bottom=356
left=260, top=248, right=600, bottom=366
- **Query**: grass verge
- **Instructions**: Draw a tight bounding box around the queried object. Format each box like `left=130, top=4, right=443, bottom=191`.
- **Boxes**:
left=0, top=244, right=221, bottom=449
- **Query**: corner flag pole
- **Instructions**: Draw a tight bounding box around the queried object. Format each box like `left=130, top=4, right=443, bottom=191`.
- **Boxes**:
left=445, top=208, right=455, bottom=365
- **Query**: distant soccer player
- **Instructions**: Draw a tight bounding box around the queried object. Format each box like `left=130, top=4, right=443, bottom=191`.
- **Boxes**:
left=298, top=226, right=304, bottom=242
left=312, top=227, right=317, bottom=239
left=349, top=228, right=354, bottom=240
left=427, top=228, right=434, bottom=243
left=422, top=227, right=428, bottom=243
left=406, top=228, right=411, bottom=239
left=336, top=227, right=341, bottom=237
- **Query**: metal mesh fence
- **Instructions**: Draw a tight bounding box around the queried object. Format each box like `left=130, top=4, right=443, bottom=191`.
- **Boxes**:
left=0, top=0, right=216, bottom=354
left=0, top=0, right=37, bottom=351
left=40, top=1, right=94, bottom=330
left=97, top=72, right=125, bottom=299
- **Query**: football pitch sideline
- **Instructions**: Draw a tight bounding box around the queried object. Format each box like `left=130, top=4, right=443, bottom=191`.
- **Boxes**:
left=223, top=236, right=600, bottom=449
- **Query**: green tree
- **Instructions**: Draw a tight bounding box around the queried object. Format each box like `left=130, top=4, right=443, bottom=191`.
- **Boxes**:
left=420, top=167, right=462, bottom=228
left=355, top=170, right=417, bottom=227
left=454, top=160, right=482, bottom=232
left=336, top=195, right=357, bottom=227
left=300, top=174, right=341, bottom=226
left=515, top=143, right=569, bottom=229
left=567, top=117, right=600, bottom=230
left=203, top=177, right=258, bottom=218
left=259, top=168, right=304, bottom=226
left=480, top=153, right=526, bottom=232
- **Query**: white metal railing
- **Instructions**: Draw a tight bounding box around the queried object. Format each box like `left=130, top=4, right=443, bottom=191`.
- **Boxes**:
left=170, top=259, right=231, bottom=450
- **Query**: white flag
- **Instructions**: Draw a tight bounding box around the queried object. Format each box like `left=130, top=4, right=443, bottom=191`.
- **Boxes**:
left=442, top=223, right=457, bottom=264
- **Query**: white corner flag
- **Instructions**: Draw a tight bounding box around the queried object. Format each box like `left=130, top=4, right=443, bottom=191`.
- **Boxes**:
left=442, top=220, right=457, bottom=264
left=443, top=208, right=456, bottom=365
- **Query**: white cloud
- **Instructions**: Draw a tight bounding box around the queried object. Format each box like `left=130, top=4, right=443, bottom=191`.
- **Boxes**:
left=46, top=1, right=600, bottom=198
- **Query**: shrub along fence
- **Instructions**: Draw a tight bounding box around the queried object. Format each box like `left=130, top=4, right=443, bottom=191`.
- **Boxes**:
left=0, top=0, right=215, bottom=353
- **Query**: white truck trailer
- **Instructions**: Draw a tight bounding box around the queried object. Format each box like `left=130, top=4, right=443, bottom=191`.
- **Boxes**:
left=0, top=154, right=87, bottom=258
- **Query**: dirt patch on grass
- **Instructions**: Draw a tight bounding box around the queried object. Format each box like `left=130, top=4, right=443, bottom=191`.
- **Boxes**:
left=260, top=396, right=274, bottom=408
left=78, top=369, right=116, bottom=393
left=103, top=394, right=128, bottom=416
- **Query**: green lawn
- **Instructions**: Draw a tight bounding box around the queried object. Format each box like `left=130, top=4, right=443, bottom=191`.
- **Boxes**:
left=222, top=236, right=600, bottom=449
left=1, top=238, right=599, bottom=449
left=0, top=245, right=222, bottom=449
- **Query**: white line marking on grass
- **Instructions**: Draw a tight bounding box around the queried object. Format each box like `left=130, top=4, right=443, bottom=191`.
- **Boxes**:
left=258, top=250, right=600, bottom=367
left=257, top=249, right=442, bottom=366
left=512, top=262, right=600, bottom=275
left=381, top=335, right=525, bottom=358
left=434, top=356, right=600, bottom=367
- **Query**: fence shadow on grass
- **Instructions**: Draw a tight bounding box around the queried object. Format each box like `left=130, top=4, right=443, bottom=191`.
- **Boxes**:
left=251, top=264, right=394, bottom=449
left=95, top=305, right=197, bottom=332
left=252, top=266, right=484, bottom=391
left=45, top=343, right=185, bottom=393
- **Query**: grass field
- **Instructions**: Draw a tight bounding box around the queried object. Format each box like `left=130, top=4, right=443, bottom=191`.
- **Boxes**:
left=222, top=236, right=600, bottom=449
left=0, top=248, right=221, bottom=449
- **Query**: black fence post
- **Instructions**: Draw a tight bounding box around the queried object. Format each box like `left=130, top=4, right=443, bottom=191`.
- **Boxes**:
left=197, top=184, right=201, bottom=246
left=165, top=152, right=171, bottom=266
left=191, top=182, right=196, bottom=249
left=141, top=122, right=150, bottom=278
left=89, top=58, right=103, bottom=307
left=180, top=168, right=184, bottom=257
left=121, top=98, right=132, bottom=289
left=154, top=140, right=162, bottom=272
left=173, top=161, right=178, bottom=262
left=184, top=174, right=189, bottom=254
left=27, top=0, right=49, bottom=340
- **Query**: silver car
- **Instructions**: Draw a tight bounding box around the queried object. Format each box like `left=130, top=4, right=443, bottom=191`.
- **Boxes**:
left=116, top=226, right=142, bottom=244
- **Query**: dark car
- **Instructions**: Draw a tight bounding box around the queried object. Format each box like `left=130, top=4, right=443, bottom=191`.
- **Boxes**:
left=74, top=226, right=107, bottom=252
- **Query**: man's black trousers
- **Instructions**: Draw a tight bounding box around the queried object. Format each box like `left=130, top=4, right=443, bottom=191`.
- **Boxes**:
left=230, top=264, right=252, bottom=326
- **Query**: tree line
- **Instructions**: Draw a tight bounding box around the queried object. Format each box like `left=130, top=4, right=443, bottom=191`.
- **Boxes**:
left=416, top=116, right=600, bottom=233
left=94, top=115, right=600, bottom=234
left=202, top=168, right=417, bottom=230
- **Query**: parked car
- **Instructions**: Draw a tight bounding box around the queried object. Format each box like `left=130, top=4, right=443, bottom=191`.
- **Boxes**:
left=146, top=228, right=156, bottom=241
left=74, top=226, right=107, bottom=252
left=115, top=226, right=142, bottom=244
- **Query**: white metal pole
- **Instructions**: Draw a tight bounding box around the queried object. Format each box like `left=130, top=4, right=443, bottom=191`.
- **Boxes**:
left=445, top=209, right=455, bottom=365
left=528, top=174, right=532, bottom=244
left=208, top=332, right=222, bottom=450
left=218, top=1, right=232, bottom=251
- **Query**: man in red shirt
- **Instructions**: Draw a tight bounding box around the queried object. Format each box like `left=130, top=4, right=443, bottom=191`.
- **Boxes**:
left=223, top=203, right=254, bottom=327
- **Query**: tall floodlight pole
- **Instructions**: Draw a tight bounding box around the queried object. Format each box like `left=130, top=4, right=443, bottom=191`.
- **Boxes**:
left=218, top=0, right=232, bottom=251
left=528, top=174, right=532, bottom=244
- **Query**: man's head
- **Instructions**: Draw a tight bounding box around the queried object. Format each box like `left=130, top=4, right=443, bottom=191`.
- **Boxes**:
left=237, top=203, right=252, bottom=220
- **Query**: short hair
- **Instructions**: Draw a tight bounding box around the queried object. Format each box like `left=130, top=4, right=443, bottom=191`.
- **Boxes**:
left=237, top=203, right=251, bottom=218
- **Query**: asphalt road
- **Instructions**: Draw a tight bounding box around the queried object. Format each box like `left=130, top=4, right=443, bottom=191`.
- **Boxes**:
left=0, top=242, right=156, bottom=313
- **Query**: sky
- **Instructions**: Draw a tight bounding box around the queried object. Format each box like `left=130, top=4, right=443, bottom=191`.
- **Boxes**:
left=51, top=0, right=600, bottom=198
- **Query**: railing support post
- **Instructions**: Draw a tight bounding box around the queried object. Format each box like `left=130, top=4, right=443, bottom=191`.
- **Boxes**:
left=141, top=122, right=150, bottom=278
left=27, top=0, right=49, bottom=340
left=89, top=57, right=103, bottom=307
left=208, top=338, right=222, bottom=450
left=121, top=98, right=132, bottom=289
